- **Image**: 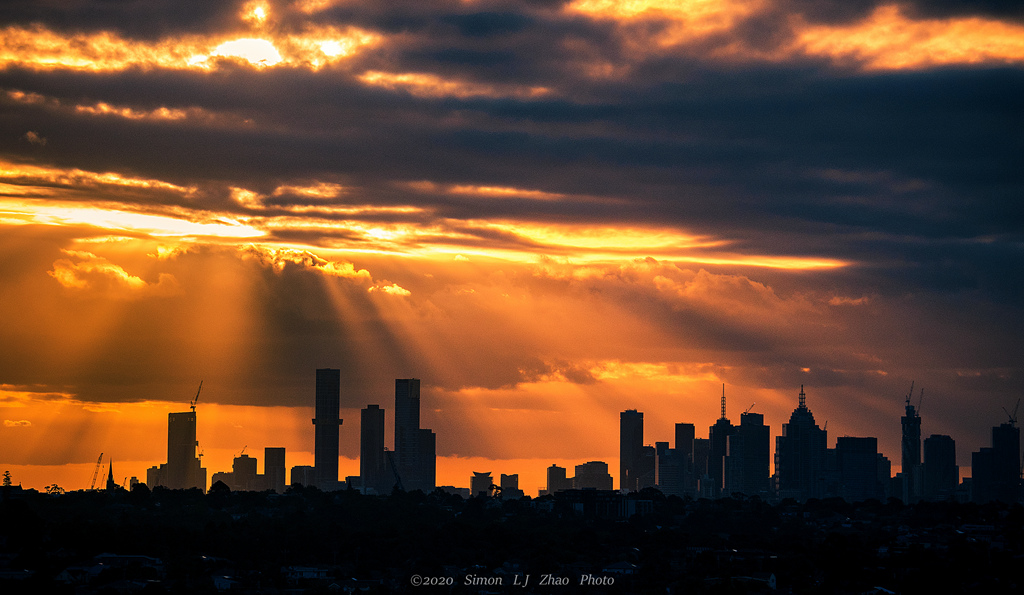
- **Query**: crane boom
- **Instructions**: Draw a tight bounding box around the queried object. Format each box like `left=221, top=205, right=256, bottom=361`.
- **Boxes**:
left=89, top=453, right=104, bottom=491
left=190, top=381, right=203, bottom=412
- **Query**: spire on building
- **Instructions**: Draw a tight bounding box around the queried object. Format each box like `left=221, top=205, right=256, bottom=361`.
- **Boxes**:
left=799, top=385, right=806, bottom=409
left=721, top=384, right=727, bottom=420
left=106, top=459, right=116, bottom=491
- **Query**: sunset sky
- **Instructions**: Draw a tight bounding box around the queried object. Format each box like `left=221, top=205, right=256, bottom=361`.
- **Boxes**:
left=1, top=0, right=1022, bottom=495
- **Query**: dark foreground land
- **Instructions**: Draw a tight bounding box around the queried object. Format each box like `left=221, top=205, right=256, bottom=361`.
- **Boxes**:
left=2, top=484, right=1023, bottom=594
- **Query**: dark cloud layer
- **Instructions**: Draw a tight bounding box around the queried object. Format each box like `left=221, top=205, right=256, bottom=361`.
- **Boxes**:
left=1, top=1, right=1022, bottom=468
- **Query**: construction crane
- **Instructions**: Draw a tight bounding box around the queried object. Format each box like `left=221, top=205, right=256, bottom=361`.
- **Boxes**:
left=383, top=448, right=404, bottom=492
left=1003, top=399, right=1020, bottom=427
left=190, top=381, right=203, bottom=413
left=904, top=381, right=915, bottom=406
left=744, top=403, right=756, bottom=414
left=917, top=388, right=924, bottom=415
left=89, top=453, right=104, bottom=491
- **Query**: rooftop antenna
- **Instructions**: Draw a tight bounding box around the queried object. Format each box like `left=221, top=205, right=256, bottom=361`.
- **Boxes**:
left=190, top=381, right=203, bottom=413
left=721, top=384, right=727, bottom=420
left=799, top=385, right=806, bottom=409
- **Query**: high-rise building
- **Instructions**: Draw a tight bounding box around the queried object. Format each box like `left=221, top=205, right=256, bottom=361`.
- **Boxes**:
left=546, top=464, right=571, bottom=494
left=724, top=411, right=770, bottom=497
left=500, top=474, right=525, bottom=498
left=693, top=438, right=711, bottom=496
left=972, top=420, right=1020, bottom=503
left=147, top=408, right=207, bottom=492
left=901, top=389, right=922, bottom=503
left=290, top=465, right=315, bottom=488
left=264, top=447, right=286, bottom=493
left=313, top=369, right=343, bottom=490
left=922, top=434, right=957, bottom=501
left=708, top=386, right=735, bottom=498
left=836, top=437, right=883, bottom=502
left=471, top=471, right=493, bottom=497
left=574, top=461, right=614, bottom=490
left=775, top=386, right=828, bottom=501
left=675, top=423, right=696, bottom=497
left=360, top=405, right=386, bottom=494
left=655, top=442, right=685, bottom=497
left=233, top=454, right=258, bottom=491
left=620, top=410, right=644, bottom=492
left=394, top=379, right=436, bottom=492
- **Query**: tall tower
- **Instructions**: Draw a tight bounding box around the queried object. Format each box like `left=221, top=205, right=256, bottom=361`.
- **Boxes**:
left=264, top=447, right=286, bottom=494
left=708, top=385, right=735, bottom=498
left=724, top=411, right=770, bottom=497
left=166, top=411, right=205, bottom=490
left=395, top=379, right=421, bottom=475
left=393, top=379, right=434, bottom=492
left=360, top=404, right=386, bottom=494
left=775, top=386, right=828, bottom=501
left=922, top=435, right=957, bottom=500
left=620, top=410, right=644, bottom=492
left=901, top=385, right=922, bottom=503
left=313, top=369, right=343, bottom=490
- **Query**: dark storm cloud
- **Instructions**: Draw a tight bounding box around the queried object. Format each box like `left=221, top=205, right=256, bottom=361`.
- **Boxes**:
left=1, top=2, right=1021, bottom=298
left=777, top=1, right=1024, bottom=23
left=0, top=0, right=245, bottom=39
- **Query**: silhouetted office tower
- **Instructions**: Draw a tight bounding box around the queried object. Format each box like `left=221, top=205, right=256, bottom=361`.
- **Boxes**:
left=877, top=453, right=893, bottom=500
left=360, top=405, right=386, bottom=493
left=233, top=454, right=258, bottom=491
left=655, top=442, right=684, bottom=497
left=574, top=461, right=614, bottom=490
left=775, top=386, right=828, bottom=501
left=264, top=447, right=286, bottom=493
left=724, top=411, right=770, bottom=497
left=693, top=438, right=711, bottom=496
left=313, top=369, right=343, bottom=489
left=901, top=393, right=922, bottom=503
left=500, top=473, right=525, bottom=498
left=147, top=410, right=207, bottom=491
left=418, top=427, right=437, bottom=491
left=708, top=386, right=736, bottom=497
left=620, top=410, right=644, bottom=492
left=638, top=445, right=656, bottom=490
left=675, top=423, right=696, bottom=496
left=394, top=378, right=435, bottom=492
left=471, top=472, right=493, bottom=497
left=923, top=435, right=957, bottom=500
left=972, top=421, right=1021, bottom=503
left=547, top=464, right=572, bottom=494
left=290, top=465, right=315, bottom=487
left=836, top=437, right=883, bottom=502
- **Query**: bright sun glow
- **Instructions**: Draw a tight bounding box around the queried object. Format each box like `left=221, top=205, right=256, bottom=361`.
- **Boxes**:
left=210, top=38, right=283, bottom=66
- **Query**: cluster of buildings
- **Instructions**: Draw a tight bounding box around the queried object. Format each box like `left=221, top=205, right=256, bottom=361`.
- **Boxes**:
left=602, top=385, right=1021, bottom=504
left=141, top=373, right=1021, bottom=505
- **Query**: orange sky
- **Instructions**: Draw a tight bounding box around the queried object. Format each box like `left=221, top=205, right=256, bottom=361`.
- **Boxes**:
left=1, top=0, right=1021, bottom=496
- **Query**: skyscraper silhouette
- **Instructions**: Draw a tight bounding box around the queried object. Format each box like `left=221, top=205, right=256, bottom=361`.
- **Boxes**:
left=922, top=434, right=957, bottom=501
left=901, top=387, right=922, bottom=503
left=313, top=369, right=343, bottom=490
left=708, top=386, right=735, bottom=497
left=620, top=410, right=644, bottom=492
left=147, top=409, right=206, bottom=491
left=394, top=379, right=435, bottom=492
left=775, top=386, right=827, bottom=501
left=724, top=411, right=770, bottom=497
left=360, top=404, right=386, bottom=494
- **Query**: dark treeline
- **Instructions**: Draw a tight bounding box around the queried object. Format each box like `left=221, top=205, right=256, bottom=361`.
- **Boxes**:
left=1, top=484, right=1023, bottom=594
